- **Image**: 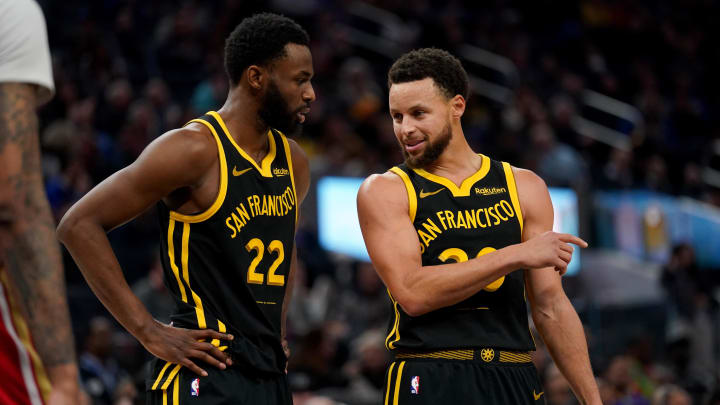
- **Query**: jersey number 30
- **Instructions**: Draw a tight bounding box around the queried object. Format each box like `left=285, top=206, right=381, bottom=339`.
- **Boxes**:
left=245, top=238, right=285, bottom=286
left=438, top=247, right=505, bottom=291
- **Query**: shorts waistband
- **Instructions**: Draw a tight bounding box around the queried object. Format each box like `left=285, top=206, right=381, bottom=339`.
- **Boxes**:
left=394, top=348, right=532, bottom=364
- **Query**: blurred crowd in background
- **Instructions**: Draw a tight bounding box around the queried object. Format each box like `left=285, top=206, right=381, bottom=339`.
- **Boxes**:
left=34, top=0, right=720, bottom=404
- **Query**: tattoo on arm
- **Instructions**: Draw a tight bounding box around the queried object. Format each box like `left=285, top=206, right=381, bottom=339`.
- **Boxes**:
left=0, top=83, right=77, bottom=368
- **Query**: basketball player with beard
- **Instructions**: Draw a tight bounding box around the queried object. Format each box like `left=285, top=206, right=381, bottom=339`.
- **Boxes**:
left=357, top=49, right=601, bottom=404
left=58, top=14, right=313, bottom=404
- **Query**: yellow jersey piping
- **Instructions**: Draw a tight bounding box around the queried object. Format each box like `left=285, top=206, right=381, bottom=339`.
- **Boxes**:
left=279, top=132, right=298, bottom=223
left=169, top=118, right=228, bottom=223
left=384, top=362, right=396, bottom=405
left=208, top=111, right=276, bottom=177
left=384, top=289, right=401, bottom=350
left=411, top=154, right=490, bottom=197
left=502, top=162, right=524, bottom=233
left=388, top=167, right=417, bottom=222
left=167, top=219, right=188, bottom=303
left=151, top=361, right=172, bottom=390
left=181, top=223, right=207, bottom=329
left=393, top=361, right=406, bottom=405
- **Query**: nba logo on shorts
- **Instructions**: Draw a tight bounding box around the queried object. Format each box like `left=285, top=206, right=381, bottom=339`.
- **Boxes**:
left=410, top=376, right=420, bottom=394
left=191, top=378, right=200, bottom=396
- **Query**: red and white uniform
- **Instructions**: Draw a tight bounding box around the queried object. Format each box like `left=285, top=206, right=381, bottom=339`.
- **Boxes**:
left=0, top=269, right=51, bottom=405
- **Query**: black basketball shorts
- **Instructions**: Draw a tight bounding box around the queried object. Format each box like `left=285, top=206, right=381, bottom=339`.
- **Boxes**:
left=146, top=364, right=292, bottom=405
left=383, top=349, right=545, bottom=405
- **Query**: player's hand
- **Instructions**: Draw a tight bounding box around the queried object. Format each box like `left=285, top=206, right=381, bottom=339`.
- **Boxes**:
left=48, top=390, right=90, bottom=405
left=46, top=364, right=90, bottom=405
left=47, top=377, right=90, bottom=405
left=140, top=320, right=234, bottom=376
left=520, top=231, right=587, bottom=275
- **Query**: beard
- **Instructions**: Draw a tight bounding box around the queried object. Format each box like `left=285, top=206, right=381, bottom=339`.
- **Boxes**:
left=401, top=123, right=452, bottom=168
left=258, top=80, right=302, bottom=136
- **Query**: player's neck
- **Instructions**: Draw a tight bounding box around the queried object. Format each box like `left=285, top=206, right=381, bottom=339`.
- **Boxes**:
left=421, top=130, right=482, bottom=184
left=216, top=92, right=271, bottom=161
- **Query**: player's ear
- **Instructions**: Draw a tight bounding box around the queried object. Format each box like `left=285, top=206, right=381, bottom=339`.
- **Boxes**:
left=246, top=65, right=265, bottom=91
left=450, top=95, right=466, bottom=119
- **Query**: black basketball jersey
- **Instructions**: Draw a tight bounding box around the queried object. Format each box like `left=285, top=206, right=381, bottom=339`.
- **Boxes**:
left=385, top=155, right=535, bottom=352
left=156, top=111, right=297, bottom=376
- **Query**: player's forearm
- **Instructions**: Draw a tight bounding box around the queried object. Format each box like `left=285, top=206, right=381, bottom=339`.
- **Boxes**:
left=400, top=244, right=524, bottom=316
left=2, top=201, right=79, bottom=371
left=533, top=296, right=601, bottom=405
left=0, top=82, right=79, bottom=373
left=57, top=216, right=156, bottom=341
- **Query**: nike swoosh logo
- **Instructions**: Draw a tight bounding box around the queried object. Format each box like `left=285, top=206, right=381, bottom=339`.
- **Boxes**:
left=232, top=167, right=252, bottom=176
left=419, top=188, right=444, bottom=198
left=533, top=390, right=544, bottom=401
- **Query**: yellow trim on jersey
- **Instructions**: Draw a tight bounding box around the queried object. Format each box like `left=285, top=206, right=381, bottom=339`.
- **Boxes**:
left=212, top=320, right=227, bottom=347
left=182, top=223, right=207, bottom=329
left=395, top=348, right=532, bottom=362
left=173, top=373, right=179, bottom=404
left=502, top=162, right=524, bottom=233
left=393, top=361, right=406, bottom=405
left=389, top=167, right=417, bottom=222
left=396, top=349, right=474, bottom=360
left=280, top=132, right=298, bottom=223
left=411, top=154, right=490, bottom=197
left=167, top=220, right=188, bottom=303
left=384, top=289, right=401, bottom=350
left=152, top=361, right=172, bottom=390
left=161, top=364, right=182, bottom=390
left=384, top=362, right=396, bottom=405
left=169, top=118, right=228, bottom=223
left=499, top=351, right=532, bottom=363
left=0, top=270, right=51, bottom=401
left=13, top=316, right=51, bottom=401
left=209, top=111, right=276, bottom=177
left=162, top=389, right=167, bottom=405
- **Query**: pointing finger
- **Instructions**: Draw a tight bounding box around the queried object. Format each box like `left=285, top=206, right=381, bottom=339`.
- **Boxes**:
left=558, top=234, right=588, bottom=248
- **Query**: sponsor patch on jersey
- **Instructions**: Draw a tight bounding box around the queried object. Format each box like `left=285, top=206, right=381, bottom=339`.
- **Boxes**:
left=410, top=376, right=420, bottom=394
left=273, top=167, right=290, bottom=176
left=474, top=187, right=506, bottom=196
left=191, top=378, right=200, bottom=396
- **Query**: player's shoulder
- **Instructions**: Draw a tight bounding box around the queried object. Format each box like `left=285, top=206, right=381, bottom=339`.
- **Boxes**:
left=509, top=166, right=550, bottom=214
left=510, top=165, right=548, bottom=192
left=360, top=170, right=406, bottom=192
left=357, top=169, right=408, bottom=208
left=147, top=122, right=218, bottom=168
left=285, top=137, right=309, bottom=167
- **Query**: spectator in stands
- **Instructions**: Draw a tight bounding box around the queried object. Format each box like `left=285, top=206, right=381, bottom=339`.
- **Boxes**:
left=604, top=355, right=650, bottom=405
left=79, top=317, right=126, bottom=405
left=651, top=385, right=691, bottom=405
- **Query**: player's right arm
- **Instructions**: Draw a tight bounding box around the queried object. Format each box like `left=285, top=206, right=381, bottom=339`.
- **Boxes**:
left=357, top=172, right=585, bottom=317
left=0, top=82, right=86, bottom=405
left=57, top=123, right=233, bottom=376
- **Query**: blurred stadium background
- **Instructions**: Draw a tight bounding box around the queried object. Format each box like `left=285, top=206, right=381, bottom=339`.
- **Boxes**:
left=35, top=0, right=720, bottom=404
